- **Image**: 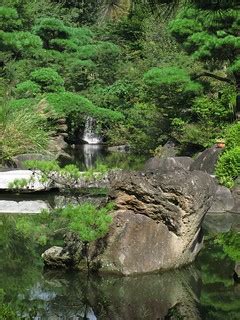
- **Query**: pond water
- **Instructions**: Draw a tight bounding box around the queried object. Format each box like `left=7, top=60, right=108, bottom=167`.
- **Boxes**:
left=1, top=214, right=240, bottom=320
left=65, top=145, right=146, bottom=171
left=1, top=147, right=240, bottom=319
left=0, top=146, right=147, bottom=214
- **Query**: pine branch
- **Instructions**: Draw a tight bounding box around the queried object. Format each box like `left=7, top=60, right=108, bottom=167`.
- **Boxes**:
left=192, top=72, right=235, bottom=85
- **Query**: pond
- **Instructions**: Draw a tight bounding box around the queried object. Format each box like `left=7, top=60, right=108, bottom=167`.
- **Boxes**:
left=1, top=212, right=240, bottom=319
left=0, top=146, right=147, bottom=214
left=1, top=147, right=240, bottom=319
left=64, top=145, right=147, bottom=171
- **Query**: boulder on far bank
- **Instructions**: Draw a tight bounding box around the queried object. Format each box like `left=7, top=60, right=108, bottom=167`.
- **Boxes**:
left=108, top=145, right=130, bottom=152
left=144, top=156, right=193, bottom=172
left=190, top=146, right=223, bottom=174
left=208, top=185, right=234, bottom=214
left=229, top=186, right=240, bottom=214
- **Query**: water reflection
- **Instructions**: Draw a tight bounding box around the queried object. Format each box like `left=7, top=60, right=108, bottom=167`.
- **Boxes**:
left=2, top=217, right=240, bottom=319
left=2, top=266, right=201, bottom=319
left=82, top=144, right=104, bottom=169
left=67, top=145, right=146, bottom=171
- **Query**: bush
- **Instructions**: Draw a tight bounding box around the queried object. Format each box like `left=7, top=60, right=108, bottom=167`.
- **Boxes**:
left=0, top=304, right=19, bottom=320
left=224, top=122, right=240, bottom=150
left=144, top=66, right=202, bottom=118
left=0, top=31, right=43, bottom=58
left=215, top=147, right=240, bottom=188
left=61, top=203, right=113, bottom=242
left=0, top=6, right=21, bottom=31
left=33, top=18, right=70, bottom=48
left=15, top=80, right=41, bottom=98
left=46, top=92, right=124, bottom=121
left=30, top=67, right=64, bottom=92
left=192, top=95, right=233, bottom=122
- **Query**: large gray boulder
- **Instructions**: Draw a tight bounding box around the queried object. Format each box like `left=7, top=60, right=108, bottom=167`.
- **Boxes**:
left=208, top=185, right=234, bottom=213
left=43, top=169, right=216, bottom=275
left=190, top=146, right=223, bottom=174
left=96, top=170, right=216, bottom=275
left=144, top=156, right=193, bottom=172
left=230, top=186, right=240, bottom=214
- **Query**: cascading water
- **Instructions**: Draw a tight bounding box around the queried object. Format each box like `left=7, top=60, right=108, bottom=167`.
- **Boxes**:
left=82, top=117, right=103, bottom=168
left=82, top=117, right=102, bottom=144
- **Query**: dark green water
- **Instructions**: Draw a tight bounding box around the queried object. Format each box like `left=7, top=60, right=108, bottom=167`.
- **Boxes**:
left=1, top=213, right=240, bottom=320
left=64, top=145, right=147, bottom=170
left=1, top=150, right=239, bottom=319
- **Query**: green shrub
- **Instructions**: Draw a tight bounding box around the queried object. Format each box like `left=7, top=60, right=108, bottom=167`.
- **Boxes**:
left=215, top=147, right=240, bottom=188
left=46, top=92, right=124, bottom=121
left=33, top=18, right=70, bottom=47
left=30, top=67, right=64, bottom=92
left=144, top=66, right=201, bottom=94
left=0, top=31, right=43, bottom=58
left=15, top=80, right=41, bottom=98
left=0, top=6, right=21, bottom=31
left=214, top=231, right=240, bottom=261
left=224, top=122, right=240, bottom=150
left=49, top=38, right=79, bottom=52
left=64, top=59, right=96, bottom=91
left=192, top=95, right=233, bottom=122
left=61, top=203, right=113, bottom=242
left=0, top=304, right=19, bottom=320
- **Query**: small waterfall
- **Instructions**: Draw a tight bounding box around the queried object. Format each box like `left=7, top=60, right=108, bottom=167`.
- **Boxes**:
left=83, top=117, right=102, bottom=144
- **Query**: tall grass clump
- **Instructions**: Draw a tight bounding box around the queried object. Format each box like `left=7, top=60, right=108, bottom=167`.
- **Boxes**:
left=0, top=100, right=50, bottom=162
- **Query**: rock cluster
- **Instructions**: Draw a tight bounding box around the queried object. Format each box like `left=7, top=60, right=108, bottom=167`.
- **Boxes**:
left=43, top=166, right=216, bottom=275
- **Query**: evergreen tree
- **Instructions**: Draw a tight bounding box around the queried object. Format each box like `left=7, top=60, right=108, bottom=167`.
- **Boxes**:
left=169, top=3, right=240, bottom=118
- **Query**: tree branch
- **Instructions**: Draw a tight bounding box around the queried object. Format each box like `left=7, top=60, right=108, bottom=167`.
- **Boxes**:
left=192, top=72, right=235, bottom=85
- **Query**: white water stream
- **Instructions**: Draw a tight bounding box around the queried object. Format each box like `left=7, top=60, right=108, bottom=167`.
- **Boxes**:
left=82, top=117, right=102, bottom=144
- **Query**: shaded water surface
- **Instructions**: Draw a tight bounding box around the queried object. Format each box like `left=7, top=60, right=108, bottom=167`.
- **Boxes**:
left=0, top=149, right=239, bottom=319
left=1, top=213, right=240, bottom=320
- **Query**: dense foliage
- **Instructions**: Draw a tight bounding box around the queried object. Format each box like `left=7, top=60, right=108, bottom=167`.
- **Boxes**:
left=0, top=0, right=239, bottom=183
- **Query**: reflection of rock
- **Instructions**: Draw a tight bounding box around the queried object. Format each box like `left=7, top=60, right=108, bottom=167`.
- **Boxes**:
left=144, top=156, right=193, bottom=172
left=108, top=145, right=130, bottom=152
left=208, top=185, right=234, bottom=213
left=190, top=146, right=223, bottom=174
left=39, top=266, right=201, bottom=320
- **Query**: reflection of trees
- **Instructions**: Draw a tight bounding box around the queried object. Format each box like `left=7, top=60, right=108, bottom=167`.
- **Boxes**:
left=40, top=268, right=200, bottom=320
left=3, top=212, right=240, bottom=319
left=197, top=234, right=240, bottom=320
